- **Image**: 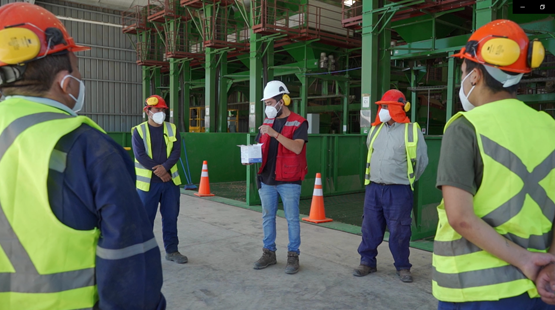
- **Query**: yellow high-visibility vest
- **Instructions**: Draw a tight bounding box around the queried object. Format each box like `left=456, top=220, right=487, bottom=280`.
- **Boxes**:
left=433, top=99, right=555, bottom=302
left=364, top=122, right=420, bottom=190
left=132, top=121, right=181, bottom=191
left=0, top=97, right=102, bottom=309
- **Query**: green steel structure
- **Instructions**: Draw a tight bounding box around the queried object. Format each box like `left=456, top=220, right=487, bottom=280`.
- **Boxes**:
left=120, top=0, right=555, bottom=241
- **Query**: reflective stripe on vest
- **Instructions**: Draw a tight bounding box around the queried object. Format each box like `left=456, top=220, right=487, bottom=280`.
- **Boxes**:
left=133, top=121, right=182, bottom=191
left=432, top=99, right=555, bottom=302
left=364, top=122, right=418, bottom=190
left=0, top=98, right=101, bottom=309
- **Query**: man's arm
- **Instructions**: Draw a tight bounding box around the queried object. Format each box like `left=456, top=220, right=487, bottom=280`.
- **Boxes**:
left=535, top=229, right=555, bottom=303
left=162, top=132, right=181, bottom=171
left=443, top=185, right=555, bottom=281
left=132, top=128, right=159, bottom=169
left=414, top=129, right=428, bottom=180
left=258, top=123, right=306, bottom=155
left=86, top=130, right=166, bottom=309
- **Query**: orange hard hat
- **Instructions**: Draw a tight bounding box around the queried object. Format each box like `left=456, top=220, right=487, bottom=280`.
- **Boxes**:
left=0, top=3, right=90, bottom=67
left=144, top=95, right=168, bottom=112
left=372, top=89, right=410, bottom=126
left=376, top=89, right=410, bottom=112
left=452, top=19, right=545, bottom=73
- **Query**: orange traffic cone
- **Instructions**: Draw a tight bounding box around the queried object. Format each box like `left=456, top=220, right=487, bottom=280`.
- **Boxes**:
left=194, top=161, right=215, bottom=197
left=302, top=173, right=332, bottom=223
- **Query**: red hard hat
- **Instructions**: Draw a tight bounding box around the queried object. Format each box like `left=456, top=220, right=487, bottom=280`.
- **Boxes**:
left=452, top=19, right=544, bottom=73
left=0, top=3, right=90, bottom=67
left=144, top=95, right=168, bottom=112
left=376, top=89, right=407, bottom=106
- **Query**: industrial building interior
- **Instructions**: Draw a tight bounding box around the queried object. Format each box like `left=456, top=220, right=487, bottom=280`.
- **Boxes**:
left=5, top=0, right=554, bottom=246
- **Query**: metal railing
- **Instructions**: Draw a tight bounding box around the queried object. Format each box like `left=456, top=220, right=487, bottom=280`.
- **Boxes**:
left=122, top=5, right=148, bottom=33
left=136, top=33, right=169, bottom=67
left=147, top=0, right=185, bottom=22
left=180, top=0, right=235, bottom=8
left=252, top=0, right=360, bottom=48
left=165, top=21, right=205, bottom=58
left=204, top=11, right=249, bottom=50
left=341, top=1, right=362, bottom=29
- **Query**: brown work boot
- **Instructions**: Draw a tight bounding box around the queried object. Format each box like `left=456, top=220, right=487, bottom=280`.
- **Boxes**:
left=285, top=251, right=300, bottom=274
left=165, top=251, right=188, bottom=264
left=352, top=264, right=377, bottom=277
left=397, top=269, right=413, bottom=283
left=253, top=248, right=277, bottom=270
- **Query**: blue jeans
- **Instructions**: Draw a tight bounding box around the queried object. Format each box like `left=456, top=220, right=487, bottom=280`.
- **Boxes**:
left=357, top=183, right=413, bottom=270
left=438, top=293, right=555, bottom=310
left=137, top=182, right=180, bottom=254
left=258, top=182, right=301, bottom=254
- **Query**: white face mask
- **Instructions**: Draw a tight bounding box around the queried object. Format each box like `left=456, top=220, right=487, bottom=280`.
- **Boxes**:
left=459, top=70, right=476, bottom=111
left=379, top=108, right=391, bottom=123
left=60, top=75, right=85, bottom=113
left=150, top=111, right=165, bottom=124
left=264, top=102, right=282, bottom=119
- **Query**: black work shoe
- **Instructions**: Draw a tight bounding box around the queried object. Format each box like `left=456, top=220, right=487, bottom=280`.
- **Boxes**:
left=285, top=251, right=300, bottom=274
left=397, top=269, right=413, bottom=283
left=352, top=264, right=377, bottom=277
left=253, top=248, right=277, bottom=270
left=165, top=252, right=188, bottom=264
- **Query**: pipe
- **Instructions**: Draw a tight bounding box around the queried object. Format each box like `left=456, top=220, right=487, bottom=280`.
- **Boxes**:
left=56, top=15, right=122, bottom=28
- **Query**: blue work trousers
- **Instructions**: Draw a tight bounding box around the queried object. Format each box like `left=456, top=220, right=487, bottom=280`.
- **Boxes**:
left=137, top=182, right=180, bottom=254
left=438, top=293, right=555, bottom=310
left=358, top=183, right=413, bottom=270
left=259, top=182, right=302, bottom=254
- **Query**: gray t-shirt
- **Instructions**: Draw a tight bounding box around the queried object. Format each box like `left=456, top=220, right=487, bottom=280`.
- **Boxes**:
left=368, top=122, right=428, bottom=185
left=436, top=117, right=484, bottom=195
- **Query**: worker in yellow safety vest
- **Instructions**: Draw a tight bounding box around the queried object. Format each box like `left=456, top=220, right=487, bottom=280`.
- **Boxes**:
left=353, top=89, right=428, bottom=282
left=132, top=95, right=187, bottom=264
left=433, top=19, right=555, bottom=309
left=0, top=2, right=166, bottom=309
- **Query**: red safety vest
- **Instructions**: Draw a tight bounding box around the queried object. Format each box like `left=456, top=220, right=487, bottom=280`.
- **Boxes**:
left=258, top=112, right=308, bottom=182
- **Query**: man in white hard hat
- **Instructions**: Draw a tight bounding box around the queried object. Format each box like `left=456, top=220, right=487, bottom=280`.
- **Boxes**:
left=253, top=80, right=308, bottom=274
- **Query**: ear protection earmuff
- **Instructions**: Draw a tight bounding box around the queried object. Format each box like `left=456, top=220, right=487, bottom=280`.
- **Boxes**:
left=0, top=26, right=65, bottom=65
left=282, top=94, right=291, bottom=106
left=146, top=96, right=159, bottom=106
left=466, top=37, right=545, bottom=69
left=397, top=97, right=411, bottom=112
left=527, top=39, right=545, bottom=69
left=0, top=27, right=41, bottom=65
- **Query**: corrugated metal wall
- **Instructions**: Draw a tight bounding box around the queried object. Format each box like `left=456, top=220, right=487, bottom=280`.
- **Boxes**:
left=0, top=0, right=143, bottom=131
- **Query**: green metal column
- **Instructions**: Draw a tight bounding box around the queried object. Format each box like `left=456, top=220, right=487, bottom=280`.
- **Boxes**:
left=299, top=44, right=309, bottom=118
left=182, top=60, right=191, bottom=132
left=153, top=67, right=162, bottom=95
left=169, top=58, right=179, bottom=125
left=267, top=41, right=275, bottom=83
left=410, top=69, right=417, bottom=122
left=475, top=0, right=494, bottom=28
left=360, top=0, right=379, bottom=134
left=342, top=80, right=349, bottom=134
left=218, top=52, right=228, bottom=132
left=249, top=31, right=263, bottom=133
left=446, top=52, right=456, bottom=119
left=205, top=48, right=217, bottom=132
left=142, top=66, right=151, bottom=102
left=204, top=4, right=216, bottom=132
left=379, top=24, right=391, bottom=96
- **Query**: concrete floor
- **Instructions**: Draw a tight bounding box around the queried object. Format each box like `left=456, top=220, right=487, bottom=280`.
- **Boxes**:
left=152, top=194, right=437, bottom=310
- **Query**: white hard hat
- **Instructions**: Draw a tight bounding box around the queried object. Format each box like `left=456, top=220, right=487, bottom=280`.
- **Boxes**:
left=261, top=80, right=290, bottom=101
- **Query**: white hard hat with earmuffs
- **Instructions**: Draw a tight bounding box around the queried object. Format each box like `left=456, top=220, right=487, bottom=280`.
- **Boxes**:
left=261, top=80, right=291, bottom=106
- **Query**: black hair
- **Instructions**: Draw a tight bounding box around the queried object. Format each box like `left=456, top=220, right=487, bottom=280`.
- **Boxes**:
left=273, top=94, right=283, bottom=103
left=464, top=59, right=520, bottom=95
left=0, top=53, right=73, bottom=97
